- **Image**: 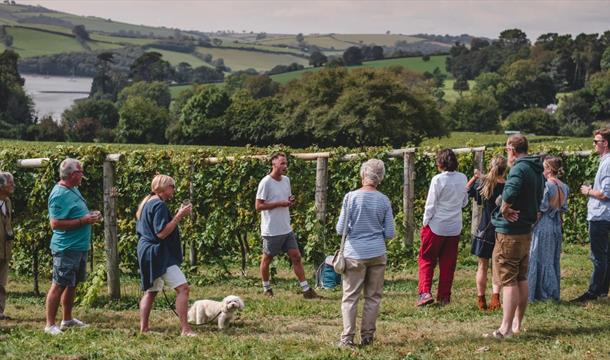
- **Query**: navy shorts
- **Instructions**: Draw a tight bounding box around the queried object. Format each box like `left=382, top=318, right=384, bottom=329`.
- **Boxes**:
left=52, top=250, right=88, bottom=288
left=262, top=232, right=299, bottom=257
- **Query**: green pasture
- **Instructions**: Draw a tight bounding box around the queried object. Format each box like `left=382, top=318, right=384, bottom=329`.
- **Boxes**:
left=259, top=34, right=351, bottom=50
left=5, top=26, right=87, bottom=58
left=19, top=11, right=176, bottom=38
left=224, top=41, right=308, bottom=56
left=333, top=33, right=426, bottom=47
left=257, top=33, right=430, bottom=51
left=195, top=46, right=309, bottom=71
left=90, top=33, right=158, bottom=46
left=1, top=244, right=609, bottom=359
left=146, top=49, right=211, bottom=68
left=269, top=55, right=450, bottom=84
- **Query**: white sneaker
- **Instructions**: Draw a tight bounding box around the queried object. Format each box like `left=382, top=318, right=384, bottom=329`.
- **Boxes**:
left=60, top=318, right=88, bottom=330
left=44, top=324, right=63, bottom=335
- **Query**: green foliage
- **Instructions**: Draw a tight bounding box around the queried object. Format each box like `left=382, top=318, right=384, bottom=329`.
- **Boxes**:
left=503, top=108, right=559, bottom=135
left=129, top=51, right=173, bottom=82
left=602, top=46, right=610, bottom=71
left=116, top=96, right=169, bottom=143
left=225, top=90, right=281, bottom=146
left=556, top=92, right=593, bottom=136
left=277, top=66, right=447, bottom=147
left=178, top=86, right=231, bottom=144
left=75, top=263, right=107, bottom=307
left=445, top=93, right=499, bottom=132
left=0, top=49, right=33, bottom=138
left=342, top=46, right=363, bottom=66
left=62, top=98, right=119, bottom=142
left=117, top=81, right=171, bottom=108
left=0, top=141, right=602, bottom=283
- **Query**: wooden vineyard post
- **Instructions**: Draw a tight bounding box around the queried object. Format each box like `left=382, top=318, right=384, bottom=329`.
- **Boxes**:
left=315, top=156, right=329, bottom=224
left=103, top=154, right=121, bottom=299
left=403, top=149, right=416, bottom=253
left=189, top=161, right=197, bottom=266
left=471, top=148, right=485, bottom=237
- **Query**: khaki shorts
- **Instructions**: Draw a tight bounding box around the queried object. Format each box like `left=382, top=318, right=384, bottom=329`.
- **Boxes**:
left=492, top=232, right=531, bottom=287
left=147, top=265, right=187, bottom=292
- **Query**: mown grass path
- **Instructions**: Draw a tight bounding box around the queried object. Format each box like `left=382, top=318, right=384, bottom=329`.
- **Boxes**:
left=1, top=244, right=609, bottom=359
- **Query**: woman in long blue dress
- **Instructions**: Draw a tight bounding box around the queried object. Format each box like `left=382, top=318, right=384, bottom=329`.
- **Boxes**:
left=136, top=174, right=195, bottom=336
left=528, top=156, right=569, bottom=302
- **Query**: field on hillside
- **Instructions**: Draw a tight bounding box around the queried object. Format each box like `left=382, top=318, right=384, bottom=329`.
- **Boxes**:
left=1, top=244, right=609, bottom=359
left=5, top=27, right=87, bottom=57
left=147, top=49, right=211, bottom=67
left=333, top=33, right=426, bottom=46
left=227, top=42, right=307, bottom=56
left=258, top=33, right=427, bottom=50
left=268, top=55, right=449, bottom=84
left=196, top=46, right=308, bottom=71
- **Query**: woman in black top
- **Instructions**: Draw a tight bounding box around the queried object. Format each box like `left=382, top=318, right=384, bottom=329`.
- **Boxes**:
left=466, top=155, right=507, bottom=311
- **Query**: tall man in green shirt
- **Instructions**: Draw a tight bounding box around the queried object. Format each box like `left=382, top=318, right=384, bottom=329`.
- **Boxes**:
left=488, top=134, right=545, bottom=339
left=44, top=159, right=102, bottom=335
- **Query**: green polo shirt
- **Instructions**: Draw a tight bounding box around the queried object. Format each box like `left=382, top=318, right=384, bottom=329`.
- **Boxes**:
left=48, top=184, right=91, bottom=252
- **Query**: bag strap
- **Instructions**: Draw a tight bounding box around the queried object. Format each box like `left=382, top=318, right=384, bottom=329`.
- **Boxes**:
left=338, top=193, right=351, bottom=255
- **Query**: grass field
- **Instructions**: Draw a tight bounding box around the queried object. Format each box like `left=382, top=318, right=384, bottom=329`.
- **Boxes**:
left=258, top=34, right=350, bottom=50
left=5, top=27, right=87, bottom=57
left=89, top=33, right=158, bottom=46
left=147, top=49, right=212, bottom=68
left=258, top=33, right=428, bottom=51
left=333, top=33, right=426, bottom=47
left=226, top=42, right=308, bottom=56
left=1, top=244, right=609, bottom=359
left=196, top=46, right=309, bottom=71
left=269, top=55, right=449, bottom=84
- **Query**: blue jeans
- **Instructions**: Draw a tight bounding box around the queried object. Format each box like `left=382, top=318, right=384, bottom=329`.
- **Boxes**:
left=587, top=221, right=610, bottom=296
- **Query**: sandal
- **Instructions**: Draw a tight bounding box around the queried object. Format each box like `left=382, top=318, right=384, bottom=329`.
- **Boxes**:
left=483, top=330, right=512, bottom=339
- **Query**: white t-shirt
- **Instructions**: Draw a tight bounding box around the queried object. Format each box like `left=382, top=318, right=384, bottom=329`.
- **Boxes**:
left=256, top=175, right=292, bottom=236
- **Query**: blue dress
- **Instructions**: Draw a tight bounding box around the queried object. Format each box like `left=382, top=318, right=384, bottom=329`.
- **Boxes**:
left=136, top=198, right=183, bottom=291
left=528, top=180, right=569, bottom=302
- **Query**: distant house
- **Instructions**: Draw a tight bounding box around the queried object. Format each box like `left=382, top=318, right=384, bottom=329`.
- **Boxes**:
left=545, top=104, right=558, bottom=114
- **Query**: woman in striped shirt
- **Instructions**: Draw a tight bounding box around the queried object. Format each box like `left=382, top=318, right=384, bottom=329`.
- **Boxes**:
left=336, top=159, right=395, bottom=348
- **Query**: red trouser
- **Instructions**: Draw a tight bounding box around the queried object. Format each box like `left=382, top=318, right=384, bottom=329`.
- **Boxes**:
left=418, top=225, right=460, bottom=301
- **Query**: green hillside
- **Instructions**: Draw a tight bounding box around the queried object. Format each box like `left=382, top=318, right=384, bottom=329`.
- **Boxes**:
left=258, top=33, right=428, bottom=51
left=168, top=55, right=453, bottom=99
left=269, top=54, right=450, bottom=84
left=5, top=27, right=88, bottom=57
left=196, top=46, right=308, bottom=71
left=146, top=49, right=211, bottom=67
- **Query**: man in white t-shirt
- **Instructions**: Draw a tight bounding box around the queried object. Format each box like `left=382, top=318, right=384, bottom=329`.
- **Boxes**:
left=255, top=152, right=318, bottom=299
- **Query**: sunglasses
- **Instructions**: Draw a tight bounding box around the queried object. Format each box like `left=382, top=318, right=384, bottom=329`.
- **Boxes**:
left=593, top=139, right=606, bottom=144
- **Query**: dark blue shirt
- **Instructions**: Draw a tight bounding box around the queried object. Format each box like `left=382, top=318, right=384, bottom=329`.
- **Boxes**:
left=136, top=198, right=182, bottom=291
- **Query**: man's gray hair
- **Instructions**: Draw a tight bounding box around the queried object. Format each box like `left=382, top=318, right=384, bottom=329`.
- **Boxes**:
left=360, top=159, right=385, bottom=186
left=59, top=158, right=82, bottom=180
left=0, top=171, right=13, bottom=189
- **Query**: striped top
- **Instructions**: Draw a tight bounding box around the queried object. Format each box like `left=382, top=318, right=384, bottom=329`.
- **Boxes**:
left=335, top=189, right=395, bottom=260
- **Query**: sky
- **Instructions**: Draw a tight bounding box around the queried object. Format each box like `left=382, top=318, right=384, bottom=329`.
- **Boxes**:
left=18, top=0, right=610, bottom=40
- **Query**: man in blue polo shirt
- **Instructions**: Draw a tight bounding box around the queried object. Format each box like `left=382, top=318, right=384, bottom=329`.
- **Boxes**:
left=44, top=158, right=102, bottom=335
left=573, top=128, right=610, bottom=302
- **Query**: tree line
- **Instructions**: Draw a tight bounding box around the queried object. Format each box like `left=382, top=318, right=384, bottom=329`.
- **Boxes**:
left=445, top=29, right=610, bottom=136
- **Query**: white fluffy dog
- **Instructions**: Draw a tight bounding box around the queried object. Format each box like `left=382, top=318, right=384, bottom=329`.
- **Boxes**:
left=187, top=295, right=244, bottom=329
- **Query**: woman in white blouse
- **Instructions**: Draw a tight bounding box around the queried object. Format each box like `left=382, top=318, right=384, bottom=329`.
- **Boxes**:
left=417, top=149, right=468, bottom=306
